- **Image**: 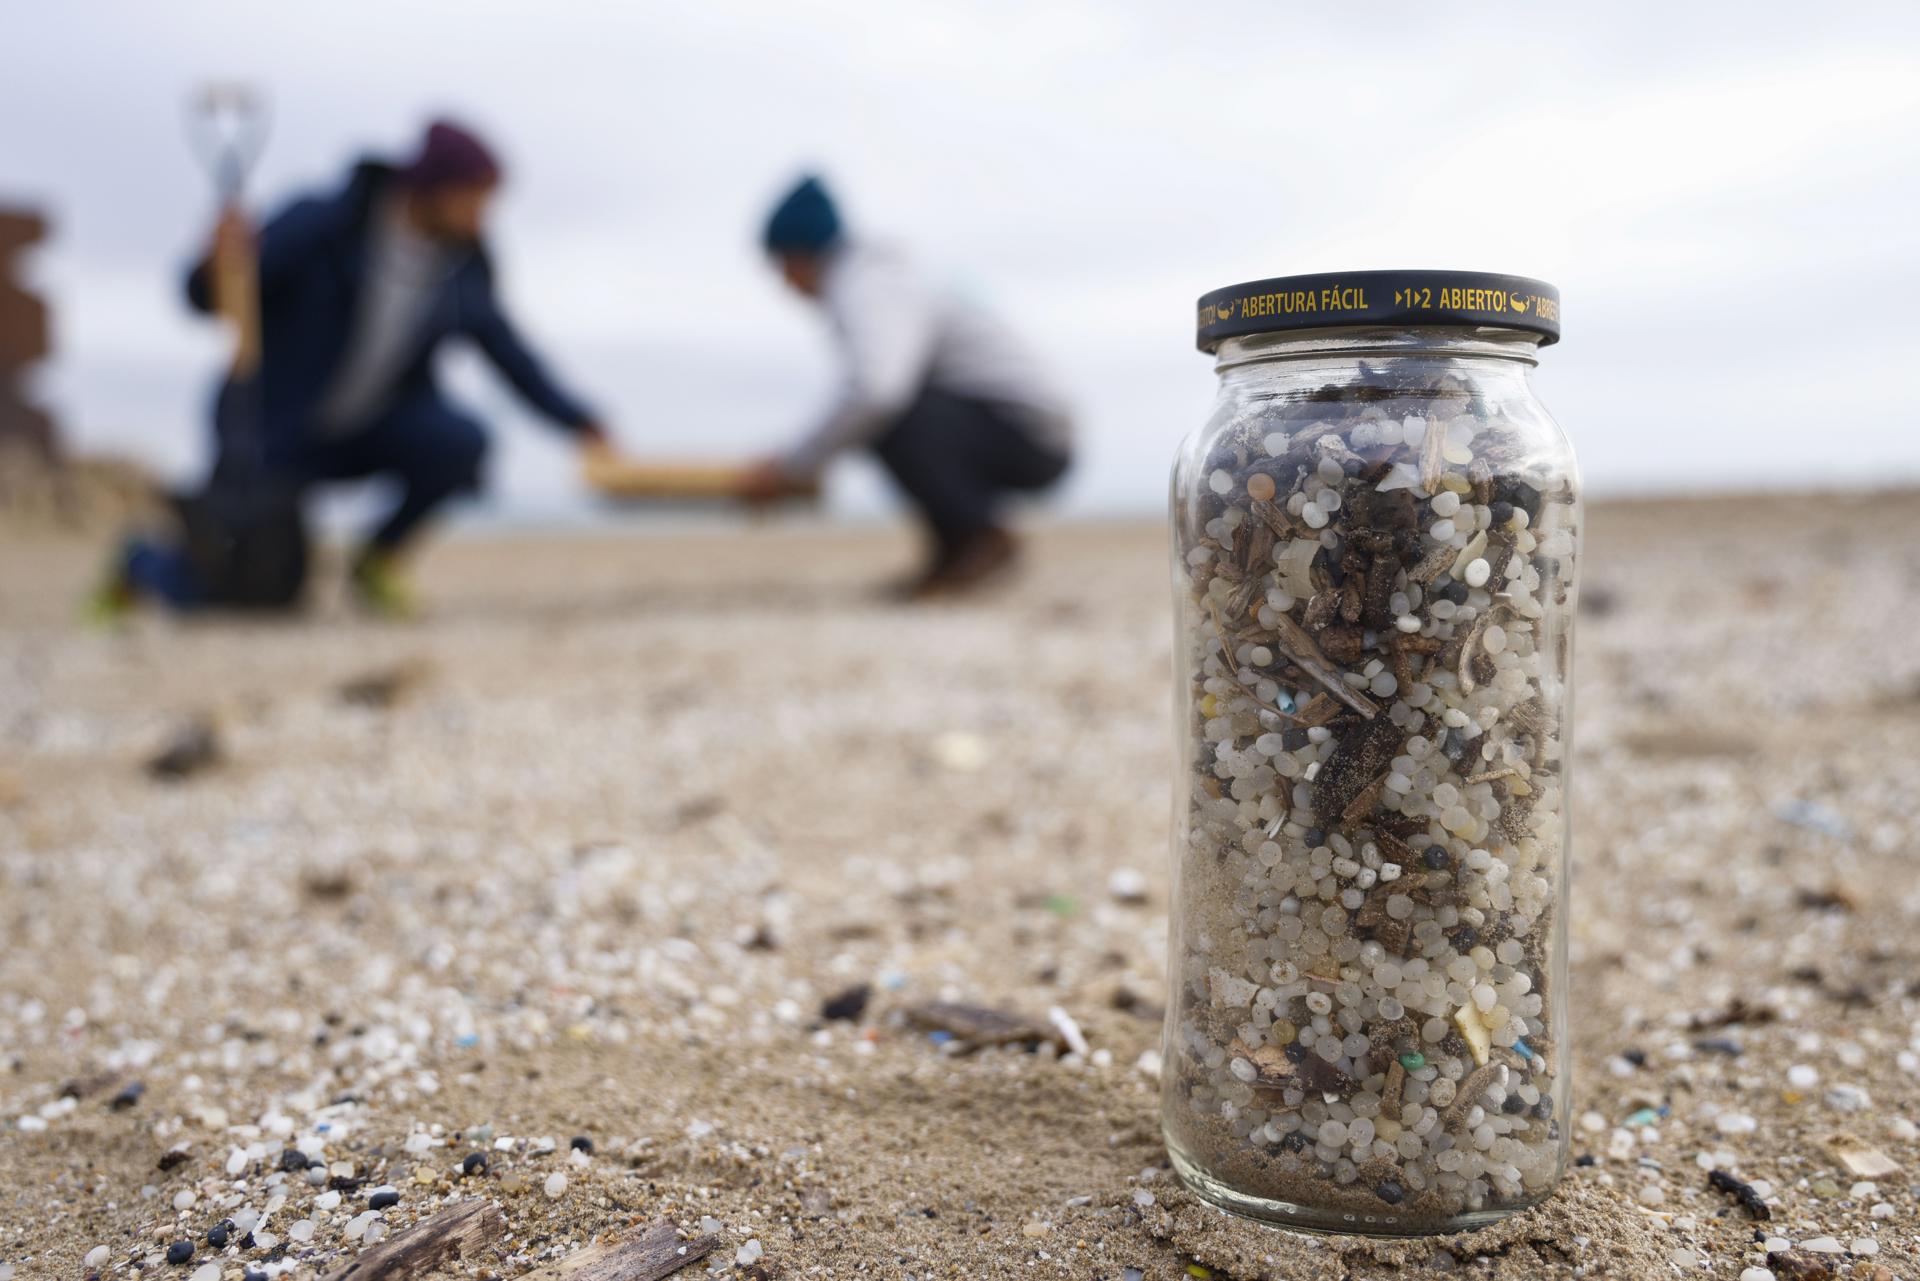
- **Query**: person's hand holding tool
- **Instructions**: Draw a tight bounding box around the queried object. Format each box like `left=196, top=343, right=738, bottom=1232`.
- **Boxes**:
left=210, top=209, right=253, bottom=269
left=738, top=457, right=799, bottom=507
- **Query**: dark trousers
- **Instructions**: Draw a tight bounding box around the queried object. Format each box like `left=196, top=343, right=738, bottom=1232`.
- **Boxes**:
left=272, top=391, right=490, bottom=555
left=869, top=390, right=1069, bottom=560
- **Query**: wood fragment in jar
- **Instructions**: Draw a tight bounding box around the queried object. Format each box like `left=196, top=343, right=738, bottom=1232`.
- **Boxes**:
left=1443, top=1061, right=1506, bottom=1132
left=1317, top=434, right=1366, bottom=471
left=1455, top=603, right=1512, bottom=695
left=1338, top=577, right=1364, bottom=624
left=1278, top=421, right=1342, bottom=466
left=1381, top=1059, right=1407, bottom=1116
left=1496, top=789, right=1538, bottom=843
left=1419, top=415, right=1451, bottom=492
left=1366, top=1016, right=1418, bottom=1075
left=1292, top=693, right=1344, bottom=728
left=1341, top=770, right=1390, bottom=828
left=1506, top=698, right=1554, bottom=737
left=1206, top=599, right=1300, bottom=724
left=1468, top=457, right=1495, bottom=505
left=1362, top=554, right=1398, bottom=628
left=1319, top=624, right=1365, bottom=666
left=1270, top=614, right=1381, bottom=719
left=1408, top=543, right=1456, bottom=586
left=1482, top=531, right=1517, bottom=584
left=1312, top=716, right=1403, bottom=823
left=1249, top=497, right=1303, bottom=541
left=1237, top=518, right=1276, bottom=577
left=1226, top=573, right=1265, bottom=622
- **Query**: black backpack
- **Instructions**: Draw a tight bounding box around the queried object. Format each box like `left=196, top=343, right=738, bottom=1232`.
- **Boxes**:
left=174, top=374, right=309, bottom=609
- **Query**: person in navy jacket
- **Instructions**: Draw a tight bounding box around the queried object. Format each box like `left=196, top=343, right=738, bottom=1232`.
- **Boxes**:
left=183, top=119, right=608, bottom=612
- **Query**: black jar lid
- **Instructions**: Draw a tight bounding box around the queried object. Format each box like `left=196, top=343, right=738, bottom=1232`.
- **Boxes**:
left=1197, top=270, right=1559, bottom=352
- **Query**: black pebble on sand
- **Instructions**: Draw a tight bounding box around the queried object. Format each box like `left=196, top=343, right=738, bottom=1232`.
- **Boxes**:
left=369, top=1189, right=400, bottom=1209
left=166, top=1241, right=194, bottom=1266
left=206, top=1224, right=230, bottom=1249
left=821, top=983, right=872, bottom=1022
left=569, top=1135, right=593, bottom=1152
left=462, top=1152, right=488, bottom=1176
left=278, top=1148, right=309, bottom=1171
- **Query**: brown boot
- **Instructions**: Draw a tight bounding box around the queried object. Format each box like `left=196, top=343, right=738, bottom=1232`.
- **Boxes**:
left=902, top=527, right=1020, bottom=600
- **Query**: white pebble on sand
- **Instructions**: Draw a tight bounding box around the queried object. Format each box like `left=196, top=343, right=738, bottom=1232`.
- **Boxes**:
left=1107, top=868, right=1148, bottom=903
left=1825, top=1085, right=1871, bottom=1111
left=544, top=1172, right=568, bottom=1198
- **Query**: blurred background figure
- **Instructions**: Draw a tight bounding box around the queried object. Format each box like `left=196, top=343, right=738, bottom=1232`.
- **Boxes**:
left=741, top=176, right=1072, bottom=599
left=119, top=118, right=611, bottom=617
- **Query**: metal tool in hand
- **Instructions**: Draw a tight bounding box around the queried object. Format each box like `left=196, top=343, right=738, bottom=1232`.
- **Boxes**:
left=186, top=84, right=269, bottom=376
left=187, top=83, right=269, bottom=207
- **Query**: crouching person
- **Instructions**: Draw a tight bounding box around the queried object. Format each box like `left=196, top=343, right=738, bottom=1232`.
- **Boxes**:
left=741, top=176, right=1073, bottom=598
left=111, top=119, right=610, bottom=618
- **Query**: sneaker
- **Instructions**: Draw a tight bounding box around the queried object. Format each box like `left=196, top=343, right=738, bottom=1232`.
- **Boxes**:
left=80, top=575, right=137, bottom=630
left=349, top=550, right=419, bottom=618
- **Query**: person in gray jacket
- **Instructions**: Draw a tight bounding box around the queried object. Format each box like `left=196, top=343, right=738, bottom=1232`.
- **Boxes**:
left=741, top=176, right=1072, bottom=597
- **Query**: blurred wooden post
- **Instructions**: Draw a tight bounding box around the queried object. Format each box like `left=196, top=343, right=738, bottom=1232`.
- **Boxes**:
left=0, top=207, right=56, bottom=457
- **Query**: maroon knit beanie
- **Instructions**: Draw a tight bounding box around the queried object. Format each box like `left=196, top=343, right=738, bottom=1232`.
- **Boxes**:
left=401, top=120, right=502, bottom=190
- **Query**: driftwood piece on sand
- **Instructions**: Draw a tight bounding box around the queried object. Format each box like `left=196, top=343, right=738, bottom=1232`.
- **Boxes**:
left=902, top=1001, right=1065, bottom=1053
left=523, top=1221, right=718, bottom=1281
left=322, top=1200, right=506, bottom=1281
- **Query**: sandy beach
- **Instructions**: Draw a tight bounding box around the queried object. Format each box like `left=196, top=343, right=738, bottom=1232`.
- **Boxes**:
left=2, top=495, right=1917, bottom=1279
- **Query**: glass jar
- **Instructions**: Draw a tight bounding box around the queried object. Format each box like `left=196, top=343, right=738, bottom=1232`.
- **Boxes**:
left=1161, top=272, right=1577, bottom=1235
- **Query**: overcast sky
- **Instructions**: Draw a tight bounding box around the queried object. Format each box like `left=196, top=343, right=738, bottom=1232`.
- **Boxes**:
left=6, top=2, right=1919, bottom=521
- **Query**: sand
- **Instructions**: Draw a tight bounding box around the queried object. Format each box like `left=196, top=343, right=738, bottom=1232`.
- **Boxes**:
left=1, top=495, right=1916, bottom=1280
